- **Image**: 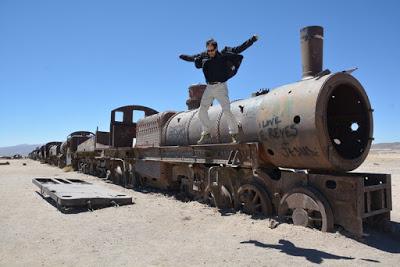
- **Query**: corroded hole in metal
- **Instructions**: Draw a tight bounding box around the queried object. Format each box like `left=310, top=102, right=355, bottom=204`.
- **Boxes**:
left=325, top=180, right=337, bottom=189
left=293, top=115, right=301, bottom=124
left=327, top=84, right=370, bottom=159
left=351, top=122, right=359, bottom=131
left=267, top=149, right=274, bottom=156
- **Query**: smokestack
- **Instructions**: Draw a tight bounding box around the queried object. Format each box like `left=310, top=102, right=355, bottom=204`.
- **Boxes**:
left=300, top=26, right=324, bottom=79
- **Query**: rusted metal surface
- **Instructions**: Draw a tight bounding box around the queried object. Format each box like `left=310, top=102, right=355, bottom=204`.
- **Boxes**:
left=136, top=111, right=176, bottom=147
left=278, top=186, right=334, bottom=232
left=253, top=169, right=391, bottom=236
left=300, top=26, right=323, bottom=79
left=163, top=72, right=373, bottom=172
left=44, top=142, right=61, bottom=163
left=33, top=178, right=132, bottom=211
left=137, top=143, right=260, bottom=167
left=96, top=130, right=110, bottom=146
left=77, top=130, right=111, bottom=153
left=186, top=84, right=206, bottom=110
left=48, top=145, right=59, bottom=157
left=48, top=142, right=62, bottom=165
left=77, top=136, right=96, bottom=153
left=67, top=131, right=94, bottom=152
left=110, top=105, right=158, bottom=148
left=238, top=182, right=272, bottom=216
left=64, top=131, right=94, bottom=166
left=135, top=160, right=172, bottom=189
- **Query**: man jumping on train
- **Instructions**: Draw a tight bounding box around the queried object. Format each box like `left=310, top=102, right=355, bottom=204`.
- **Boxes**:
left=179, top=35, right=259, bottom=144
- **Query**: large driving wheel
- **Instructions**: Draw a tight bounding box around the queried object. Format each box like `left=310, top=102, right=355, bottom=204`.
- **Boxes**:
left=204, top=184, right=234, bottom=210
left=278, top=187, right=334, bottom=232
left=237, top=182, right=272, bottom=217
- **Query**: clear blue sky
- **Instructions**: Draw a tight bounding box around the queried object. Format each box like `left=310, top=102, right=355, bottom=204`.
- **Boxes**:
left=0, top=0, right=399, bottom=147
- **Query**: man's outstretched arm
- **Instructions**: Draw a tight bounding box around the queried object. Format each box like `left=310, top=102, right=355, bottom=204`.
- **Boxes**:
left=228, top=35, right=259, bottom=54
left=179, top=53, right=202, bottom=62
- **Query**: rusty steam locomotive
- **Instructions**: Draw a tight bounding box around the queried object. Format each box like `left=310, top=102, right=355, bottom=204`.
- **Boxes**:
left=29, top=26, right=392, bottom=237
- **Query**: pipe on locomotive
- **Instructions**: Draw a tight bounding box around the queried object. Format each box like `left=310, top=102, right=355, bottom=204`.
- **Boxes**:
left=301, top=26, right=323, bottom=79
left=152, top=26, right=374, bottom=172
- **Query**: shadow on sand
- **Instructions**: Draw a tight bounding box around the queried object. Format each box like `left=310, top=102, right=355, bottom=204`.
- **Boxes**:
left=360, top=223, right=400, bottom=253
left=240, top=239, right=356, bottom=264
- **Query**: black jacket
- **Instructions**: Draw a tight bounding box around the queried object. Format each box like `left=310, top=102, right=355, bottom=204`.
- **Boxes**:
left=180, top=36, right=257, bottom=83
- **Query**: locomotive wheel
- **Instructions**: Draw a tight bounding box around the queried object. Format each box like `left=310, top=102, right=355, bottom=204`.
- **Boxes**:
left=204, top=185, right=234, bottom=210
left=278, top=187, right=334, bottom=232
left=237, top=183, right=272, bottom=217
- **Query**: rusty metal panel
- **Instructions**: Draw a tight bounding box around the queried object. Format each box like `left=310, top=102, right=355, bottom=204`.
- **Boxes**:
left=96, top=130, right=110, bottom=146
left=67, top=131, right=94, bottom=152
left=77, top=131, right=111, bottom=152
left=77, top=137, right=96, bottom=152
left=136, top=111, right=176, bottom=147
left=135, top=160, right=172, bottom=189
left=48, top=145, right=59, bottom=157
left=33, top=178, right=132, bottom=210
left=110, top=105, right=158, bottom=148
left=186, top=84, right=206, bottom=110
left=137, top=143, right=261, bottom=168
left=307, top=173, right=364, bottom=236
left=307, top=172, right=391, bottom=236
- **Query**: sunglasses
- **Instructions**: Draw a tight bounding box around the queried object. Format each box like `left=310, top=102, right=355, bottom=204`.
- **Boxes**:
left=207, top=48, right=216, bottom=53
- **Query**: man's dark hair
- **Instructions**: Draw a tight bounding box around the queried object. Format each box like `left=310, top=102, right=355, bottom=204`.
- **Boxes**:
left=206, top=39, right=218, bottom=49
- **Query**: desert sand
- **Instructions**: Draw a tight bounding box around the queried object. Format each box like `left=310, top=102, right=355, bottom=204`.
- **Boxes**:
left=0, top=152, right=399, bottom=266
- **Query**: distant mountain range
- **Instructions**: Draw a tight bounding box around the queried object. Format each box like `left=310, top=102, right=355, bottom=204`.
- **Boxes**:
left=0, top=144, right=41, bottom=157
left=371, top=142, right=400, bottom=150
left=0, top=142, right=399, bottom=157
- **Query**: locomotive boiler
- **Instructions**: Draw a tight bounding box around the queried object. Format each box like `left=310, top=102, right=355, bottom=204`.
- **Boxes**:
left=163, top=71, right=372, bottom=172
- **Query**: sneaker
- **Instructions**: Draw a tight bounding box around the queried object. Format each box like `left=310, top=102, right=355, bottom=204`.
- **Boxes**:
left=230, top=133, right=240, bottom=144
left=197, top=133, right=211, bottom=145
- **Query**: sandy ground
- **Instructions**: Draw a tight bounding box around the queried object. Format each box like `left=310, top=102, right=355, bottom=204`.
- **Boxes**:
left=0, top=153, right=399, bottom=267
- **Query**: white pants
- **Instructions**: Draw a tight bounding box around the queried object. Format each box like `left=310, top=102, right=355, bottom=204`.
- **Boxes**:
left=199, top=82, right=239, bottom=135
